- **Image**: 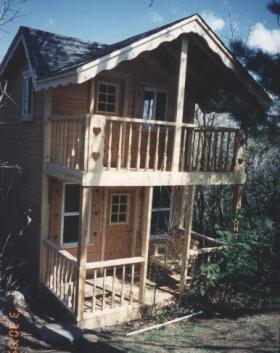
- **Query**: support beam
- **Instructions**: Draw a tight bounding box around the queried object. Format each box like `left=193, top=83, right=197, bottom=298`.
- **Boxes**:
left=180, top=185, right=196, bottom=294
left=75, top=186, right=91, bottom=322
left=172, top=36, right=189, bottom=172
left=38, top=89, right=52, bottom=288
left=139, top=187, right=153, bottom=302
left=232, top=184, right=243, bottom=237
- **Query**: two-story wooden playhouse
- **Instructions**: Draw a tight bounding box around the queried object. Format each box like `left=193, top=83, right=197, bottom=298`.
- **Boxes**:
left=0, top=15, right=270, bottom=328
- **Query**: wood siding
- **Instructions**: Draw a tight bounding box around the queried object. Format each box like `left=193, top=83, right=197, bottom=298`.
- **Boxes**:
left=0, top=50, right=45, bottom=282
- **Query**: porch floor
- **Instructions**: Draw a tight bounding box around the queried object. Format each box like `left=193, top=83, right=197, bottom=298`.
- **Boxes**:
left=83, top=274, right=176, bottom=313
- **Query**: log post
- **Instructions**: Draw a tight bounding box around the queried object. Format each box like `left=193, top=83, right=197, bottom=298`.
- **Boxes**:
left=171, top=35, right=189, bottom=172
left=180, top=185, right=195, bottom=294
left=232, top=184, right=243, bottom=238
left=139, top=187, right=153, bottom=303
left=75, top=186, right=91, bottom=323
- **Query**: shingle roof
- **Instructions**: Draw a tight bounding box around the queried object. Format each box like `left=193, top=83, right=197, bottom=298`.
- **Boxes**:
left=19, top=15, right=194, bottom=80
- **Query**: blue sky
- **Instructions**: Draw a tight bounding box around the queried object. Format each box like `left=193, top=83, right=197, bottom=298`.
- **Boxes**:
left=0, top=0, right=279, bottom=60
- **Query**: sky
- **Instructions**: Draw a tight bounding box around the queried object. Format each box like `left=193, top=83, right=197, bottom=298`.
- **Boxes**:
left=0, top=0, right=279, bottom=61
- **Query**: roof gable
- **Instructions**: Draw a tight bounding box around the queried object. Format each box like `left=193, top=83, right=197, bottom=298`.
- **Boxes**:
left=0, top=14, right=271, bottom=108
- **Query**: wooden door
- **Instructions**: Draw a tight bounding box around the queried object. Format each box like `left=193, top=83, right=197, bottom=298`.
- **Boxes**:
left=104, top=188, right=135, bottom=260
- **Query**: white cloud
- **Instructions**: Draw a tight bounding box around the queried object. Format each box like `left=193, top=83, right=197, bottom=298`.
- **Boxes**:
left=248, top=23, right=280, bottom=54
left=149, top=11, right=163, bottom=23
left=201, top=11, right=225, bottom=31
left=48, top=18, right=54, bottom=25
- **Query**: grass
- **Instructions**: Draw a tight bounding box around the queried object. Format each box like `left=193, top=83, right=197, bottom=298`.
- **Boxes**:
left=108, top=312, right=280, bottom=353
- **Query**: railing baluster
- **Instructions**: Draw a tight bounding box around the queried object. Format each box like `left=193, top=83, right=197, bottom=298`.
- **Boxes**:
left=163, top=127, right=169, bottom=171
left=154, top=126, right=160, bottom=171
left=112, top=266, right=116, bottom=308
left=102, top=268, right=107, bottom=309
left=117, top=122, right=123, bottom=170
left=225, top=132, right=231, bottom=171
left=136, top=124, right=142, bottom=170
left=180, top=128, right=187, bottom=171
left=130, top=264, right=135, bottom=305
left=121, top=265, right=126, bottom=306
left=145, top=125, right=151, bottom=171
left=107, top=120, right=112, bottom=170
left=218, top=131, right=225, bottom=171
left=126, top=122, right=133, bottom=170
left=212, top=131, right=218, bottom=171
left=92, top=269, right=97, bottom=312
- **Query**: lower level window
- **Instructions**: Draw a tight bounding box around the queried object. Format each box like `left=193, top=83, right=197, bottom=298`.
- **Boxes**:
left=151, top=187, right=171, bottom=237
left=110, top=193, right=129, bottom=224
left=62, top=184, right=80, bottom=245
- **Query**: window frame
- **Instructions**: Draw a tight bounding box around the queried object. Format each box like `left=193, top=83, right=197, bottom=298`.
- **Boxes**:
left=21, top=71, right=33, bottom=121
left=143, top=87, right=168, bottom=122
left=60, top=183, right=81, bottom=248
left=150, top=187, right=172, bottom=240
left=96, top=81, right=120, bottom=115
left=109, top=193, right=130, bottom=225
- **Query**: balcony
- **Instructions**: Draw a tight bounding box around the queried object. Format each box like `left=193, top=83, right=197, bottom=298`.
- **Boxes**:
left=45, top=114, right=246, bottom=186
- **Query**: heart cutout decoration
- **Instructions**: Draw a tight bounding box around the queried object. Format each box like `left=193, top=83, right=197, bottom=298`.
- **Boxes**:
left=92, top=152, right=101, bottom=161
left=93, top=127, right=102, bottom=136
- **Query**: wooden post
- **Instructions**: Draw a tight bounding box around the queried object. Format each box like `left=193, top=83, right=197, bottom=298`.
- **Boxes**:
left=171, top=35, right=189, bottom=172
left=139, top=187, right=153, bottom=303
left=38, top=89, right=52, bottom=289
left=75, top=186, right=91, bottom=323
left=180, top=185, right=195, bottom=294
left=131, top=188, right=140, bottom=257
left=232, top=184, right=243, bottom=237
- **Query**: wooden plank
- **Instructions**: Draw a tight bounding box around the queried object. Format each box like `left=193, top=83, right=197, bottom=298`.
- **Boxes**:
left=139, top=187, right=153, bottom=302
left=171, top=36, right=189, bottom=171
left=86, top=256, right=145, bottom=270
left=232, top=184, right=243, bottom=237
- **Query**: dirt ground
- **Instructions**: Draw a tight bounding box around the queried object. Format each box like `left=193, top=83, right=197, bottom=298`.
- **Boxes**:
left=1, top=309, right=279, bottom=352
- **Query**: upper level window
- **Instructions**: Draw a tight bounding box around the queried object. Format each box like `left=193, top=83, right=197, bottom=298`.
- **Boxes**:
left=97, top=82, right=119, bottom=114
left=143, top=88, right=167, bottom=121
left=61, top=184, right=80, bottom=246
left=110, top=193, right=129, bottom=224
left=22, top=73, right=33, bottom=120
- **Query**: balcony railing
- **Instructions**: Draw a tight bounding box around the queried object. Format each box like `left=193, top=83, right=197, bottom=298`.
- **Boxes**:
left=48, top=114, right=245, bottom=174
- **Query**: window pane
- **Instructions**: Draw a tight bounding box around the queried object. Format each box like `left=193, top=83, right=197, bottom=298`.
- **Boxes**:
left=112, top=195, right=119, bottom=204
left=152, top=187, right=170, bottom=209
left=112, top=204, right=118, bottom=213
left=108, top=85, right=116, bottom=94
left=111, top=214, right=118, bottom=223
left=99, top=93, right=107, bottom=102
left=65, top=185, right=80, bottom=212
left=63, top=215, right=79, bottom=243
left=151, top=210, right=170, bottom=235
left=119, top=213, right=126, bottom=222
left=98, top=103, right=106, bottom=111
left=99, top=84, right=107, bottom=93
left=155, top=92, right=167, bottom=120
left=120, top=195, right=127, bottom=204
left=107, top=94, right=116, bottom=103
left=119, top=204, right=127, bottom=212
left=107, top=104, right=115, bottom=112
left=143, top=91, right=154, bottom=120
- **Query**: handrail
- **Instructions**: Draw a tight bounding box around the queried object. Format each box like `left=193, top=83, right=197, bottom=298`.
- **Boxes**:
left=49, top=113, right=240, bottom=132
left=86, top=256, right=145, bottom=270
left=177, top=228, right=225, bottom=245
left=43, top=239, right=78, bottom=265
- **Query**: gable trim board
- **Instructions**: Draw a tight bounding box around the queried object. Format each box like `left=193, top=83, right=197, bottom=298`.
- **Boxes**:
left=0, top=15, right=271, bottom=109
